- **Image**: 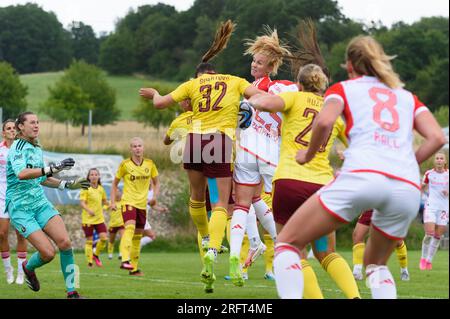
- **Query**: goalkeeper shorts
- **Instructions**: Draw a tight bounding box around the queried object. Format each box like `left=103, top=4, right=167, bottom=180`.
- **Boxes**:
left=8, top=201, right=59, bottom=238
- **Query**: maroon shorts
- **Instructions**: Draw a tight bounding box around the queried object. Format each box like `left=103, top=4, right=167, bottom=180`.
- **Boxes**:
left=82, top=223, right=107, bottom=237
left=122, top=205, right=147, bottom=229
left=357, top=210, right=373, bottom=226
left=108, top=226, right=124, bottom=234
left=272, top=179, right=323, bottom=225
left=205, top=185, right=235, bottom=212
left=183, top=133, right=233, bottom=178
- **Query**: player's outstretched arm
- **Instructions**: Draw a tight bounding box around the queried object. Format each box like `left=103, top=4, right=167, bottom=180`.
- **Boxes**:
left=248, top=94, right=284, bottom=113
left=18, top=158, right=75, bottom=180
left=139, top=88, right=175, bottom=109
left=41, top=176, right=89, bottom=190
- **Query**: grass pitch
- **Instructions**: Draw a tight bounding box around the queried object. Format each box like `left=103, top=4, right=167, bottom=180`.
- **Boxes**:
left=0, top=250, right=447, bottom=299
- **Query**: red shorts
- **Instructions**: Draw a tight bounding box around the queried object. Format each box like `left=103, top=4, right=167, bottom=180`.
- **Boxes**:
left=122, top=205, right=147, bottom=229
left=357, top=210, right=373, bottom=226
left=272, top=179, right=323, bottom=225
left=183, top=133, right=233, bottom=178
left=108, top=226, right=124, bottom=234
left=82, top=223, right=107, bottom=237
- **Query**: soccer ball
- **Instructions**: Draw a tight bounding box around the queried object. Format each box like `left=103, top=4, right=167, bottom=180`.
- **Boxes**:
left=238, top=101, right=253, bottom=129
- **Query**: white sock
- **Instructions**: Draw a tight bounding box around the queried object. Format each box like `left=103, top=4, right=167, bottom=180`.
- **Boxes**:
left=426, top=236, right=441, bottom=263
left=229, top=206, right=249, bottom=256
left=253, top=198, right=277, bottom=240
left=353, top=264, right=363, bottom=273
left=246, top=206, right=262, bottom=249
left=366, top=265, right=397, bottom=299
left=17, top=259, right=26, bottom=274
left=140, top=236, right=154, bottom=248
left=273, top=243, right=303, bottom=299
left=1, top=253, right=12, bottom=271
left=421, top=234, right=433, bottom=259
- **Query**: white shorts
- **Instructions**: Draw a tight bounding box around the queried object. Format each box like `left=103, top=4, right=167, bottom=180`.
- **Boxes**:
left=233, top=148, right=276, bottom=193
left=0, top=201, right=9, bottom=219
left=318, top=171, right=421, bottom=240
left=144, top=219, right=152, bottom=231
left=423, top=207, right=449, bottom=226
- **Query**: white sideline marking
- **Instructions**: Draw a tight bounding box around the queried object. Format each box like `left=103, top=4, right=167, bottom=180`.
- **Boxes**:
left=49, top=271, right=445, bottom=299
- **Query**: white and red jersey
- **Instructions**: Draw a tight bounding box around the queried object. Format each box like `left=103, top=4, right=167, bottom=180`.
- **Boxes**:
left=324, top=76, right=429, bottom=190
left=239, top=77, right=298, bottom=166
left=0, top=141, right=9, bottom=202
left=423, top=169, right=449, bottom=210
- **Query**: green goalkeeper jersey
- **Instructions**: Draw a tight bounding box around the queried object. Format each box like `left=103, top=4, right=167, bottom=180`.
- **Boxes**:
left=6, top=138, right=49, bottom=209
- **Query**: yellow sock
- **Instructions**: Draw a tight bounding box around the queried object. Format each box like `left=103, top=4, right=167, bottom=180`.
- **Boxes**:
left=208, top=207, right=228, bottom=250
left=301, top=259, right=324, bottom=299
left=352, top=243, right=365, bottom=266
left=240, top=235, right=250, bottom=265
left=85, top=240, right=93, bottom=264
left=130, top=233, right=143, bottom=271
left=197, top=231, right=205, bottom=263
left=95, top=238, right=107, bottom=256
left=321, top=253, right=361, bottom=299
left=263, top=234, right=274, bottom=273
left=189, top=199, right=209, bottom=238
left=107, top=241, right=114, bottom=255
left=226, top=216, right=232, bottom=244
left=119, top=224, right=135, bottom=262
left=396, top=241, right=408, bottom=268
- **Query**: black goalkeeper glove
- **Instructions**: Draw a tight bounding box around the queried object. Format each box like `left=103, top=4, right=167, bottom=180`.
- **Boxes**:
left=58, top=178, right=90, bottom=190
left=43, top=158, right=75, bottom=176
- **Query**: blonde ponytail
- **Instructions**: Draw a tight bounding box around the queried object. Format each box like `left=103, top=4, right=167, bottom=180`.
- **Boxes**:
left=346, top=36, right=404, bottom=89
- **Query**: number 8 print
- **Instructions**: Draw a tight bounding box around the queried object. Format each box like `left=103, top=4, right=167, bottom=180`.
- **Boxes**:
left=370, top=87, right=400, bottom=132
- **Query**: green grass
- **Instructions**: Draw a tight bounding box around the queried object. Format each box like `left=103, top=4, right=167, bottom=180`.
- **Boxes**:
left=20, top=72, right=179, bottom=121
left=0, top=250, right=447, bottom=299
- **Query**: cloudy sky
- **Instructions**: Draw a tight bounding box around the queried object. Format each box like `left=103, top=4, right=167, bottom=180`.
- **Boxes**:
left=0, top=0, right=448, bottom=34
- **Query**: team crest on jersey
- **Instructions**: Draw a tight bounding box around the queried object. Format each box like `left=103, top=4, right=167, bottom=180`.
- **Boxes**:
left=145, top=168, right=149, bottom=173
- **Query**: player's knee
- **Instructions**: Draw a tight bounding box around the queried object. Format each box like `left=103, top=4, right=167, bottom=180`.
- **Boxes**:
left=0, top=230, right=8, bottom=242
left=41, top=247, right=56, bottom=261
left=56, top=237, right=72, bottom=251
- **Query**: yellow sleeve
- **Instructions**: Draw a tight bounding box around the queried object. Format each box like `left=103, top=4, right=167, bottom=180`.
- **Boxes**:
left=336, top=117, right=349, bottom=148
left=170, top=81, right=192, bottom=103
left=166, top=117, right=179, bottom=139
left=279, top=92, right=296, bottom=112
left=80, top=189, right=88, bottom=202
left=151, top=162, right=159, bottom=178
left=236, top=76, right=252, bottom=95
left=115, top=161, right=126, bottom=180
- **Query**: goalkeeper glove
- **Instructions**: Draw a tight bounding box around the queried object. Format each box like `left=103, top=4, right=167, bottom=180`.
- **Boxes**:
left=42, top=158, right=75, bottom=176
left=58, top=178, right=90, bottom=190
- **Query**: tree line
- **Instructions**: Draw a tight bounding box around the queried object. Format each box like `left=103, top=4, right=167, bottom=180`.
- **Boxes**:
left=0, top=0, right=448, bottom=129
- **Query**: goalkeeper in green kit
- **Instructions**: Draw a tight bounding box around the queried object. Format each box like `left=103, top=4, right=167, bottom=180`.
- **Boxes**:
left=5, top=112, right=90, bottom=299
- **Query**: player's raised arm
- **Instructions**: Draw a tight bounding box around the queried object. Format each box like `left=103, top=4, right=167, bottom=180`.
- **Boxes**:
left=139, top=88, right=176, bottom=109
left=248, top=93, right=284, bottom=113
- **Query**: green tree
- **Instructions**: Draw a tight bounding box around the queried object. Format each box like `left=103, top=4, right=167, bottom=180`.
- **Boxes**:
left=0, top=3, right=72, bottom=73
left=41, top=61, right=119, bottom=135
left=133, top=82, right=179, bottom=130
left=99, top=30, right=136, bottom=75
left=69, top=21, right=99, bottom=65
left=434, top=106, right=449, bottom=127
left=0, top=62, right=27, bottom=120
